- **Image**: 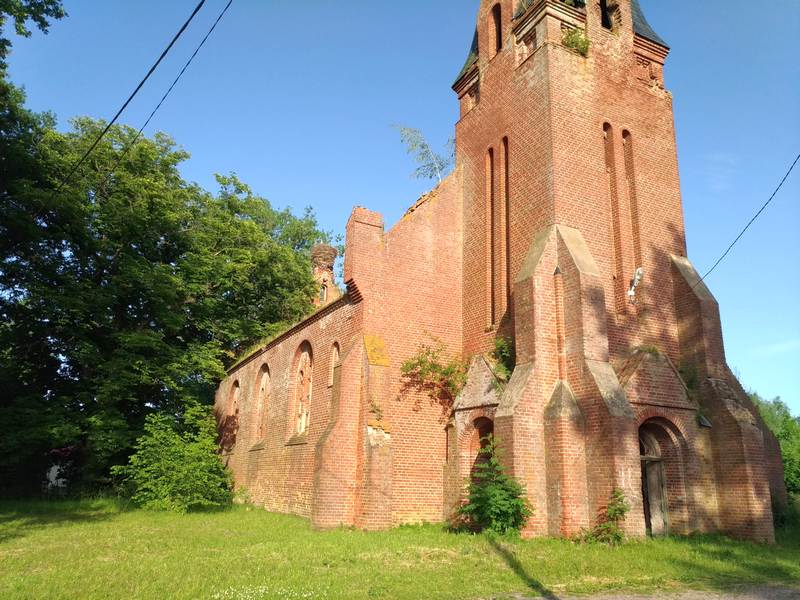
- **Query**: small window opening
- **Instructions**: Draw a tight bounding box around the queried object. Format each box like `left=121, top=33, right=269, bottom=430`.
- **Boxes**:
left=319, top=285, right=327, bottom=303
left=329, top=342, right=340, bottom=387
left=492, top=4, right=503, bottom=53
left=600, top=0, right=619, bottom=31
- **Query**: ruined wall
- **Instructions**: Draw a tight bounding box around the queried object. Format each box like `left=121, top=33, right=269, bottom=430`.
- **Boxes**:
left=352, top=173, right=465, bottom=525
left=215, top=298, right=362, bottom=519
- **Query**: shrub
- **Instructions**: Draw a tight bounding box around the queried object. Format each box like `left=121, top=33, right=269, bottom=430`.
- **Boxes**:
left=457, top=435, right=532, bottom=535
left=491, top=336, right=515, bottom=383
left=774, top=493, right=800, bottom=530
left=401, top=338, right=467, bottom=407
left=579, top=489, right=631, bottom=545
left=111, top=405, right=232, bottom=512
left=563, top=27, right=590, bottom=57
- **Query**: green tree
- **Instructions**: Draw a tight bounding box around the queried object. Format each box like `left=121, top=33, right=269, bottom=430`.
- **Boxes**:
left=753, top=394, right=800, bottom=495
left=393, top=125, right=453, bottom=184
left=111, top=404, right=233, bottom=512
left=457, top=435, right=532, bottom=535
left=0, top=0, right=66, bottom=71
left=0, top=79, right=330, bottom=493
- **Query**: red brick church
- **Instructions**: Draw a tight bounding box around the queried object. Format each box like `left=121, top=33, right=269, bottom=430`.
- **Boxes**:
left=216, top=0, right=786, bottom=542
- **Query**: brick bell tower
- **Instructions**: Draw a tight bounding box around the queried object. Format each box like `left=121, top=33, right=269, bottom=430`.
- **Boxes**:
left=450, top=0, right=784, bottom=542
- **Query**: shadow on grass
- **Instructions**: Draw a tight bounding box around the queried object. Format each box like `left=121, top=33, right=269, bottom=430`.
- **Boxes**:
left=488, top=537, right=561, bottom=599
left=0, top=498, right=128, bottom=544
left=664, top=529, right=800, bottom=594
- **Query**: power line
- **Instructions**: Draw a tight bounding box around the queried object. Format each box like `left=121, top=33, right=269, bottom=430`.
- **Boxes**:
left=694, top=152, right=800, bottom=289
left=54, top=0, right=207, bottom=194
left=97, top=0, right=234, bottom=195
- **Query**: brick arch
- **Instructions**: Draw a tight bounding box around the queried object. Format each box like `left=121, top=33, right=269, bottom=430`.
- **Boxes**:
left=254, top=364, right=271, bottom=440
left=289, top=341, right=314, bottom=437
left=639, top=416, right=690, bottom=536
left=469, top=416, right=495, bottom=481
left=221, top=381, right=241, bottom=453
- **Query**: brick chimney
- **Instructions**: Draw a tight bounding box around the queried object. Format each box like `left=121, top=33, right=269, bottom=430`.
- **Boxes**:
left=311, top=244, right=341, bottom=308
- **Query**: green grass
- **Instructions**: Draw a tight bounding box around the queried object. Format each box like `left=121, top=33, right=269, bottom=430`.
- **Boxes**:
left=0, top=499, right=798, bottom=600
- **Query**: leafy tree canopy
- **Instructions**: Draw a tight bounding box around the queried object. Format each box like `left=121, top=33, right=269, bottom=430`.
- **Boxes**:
left=0, top=0, right=66, bottom=71
left=0, top=77, right=330, bottom=493
left=753, top=394, right=800, bottom=495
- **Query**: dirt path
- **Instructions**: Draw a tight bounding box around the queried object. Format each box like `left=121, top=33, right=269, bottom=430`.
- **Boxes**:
left=493, top=587, right=800, bottom=600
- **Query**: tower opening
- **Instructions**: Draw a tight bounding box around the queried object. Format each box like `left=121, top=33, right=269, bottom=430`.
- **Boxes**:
left=492, top=4, right=502, bottom=53
left=600, top=0, right=620, bottom=32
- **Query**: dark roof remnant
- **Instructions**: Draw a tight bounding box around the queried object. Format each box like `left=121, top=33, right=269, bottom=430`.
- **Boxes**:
left=630, top=0, right=668, bottom=48
left=512, top=0, right=668, bottom=48
left=454, top=29, right=479, bottom=85
left=515, top=0, right=585, bottom=19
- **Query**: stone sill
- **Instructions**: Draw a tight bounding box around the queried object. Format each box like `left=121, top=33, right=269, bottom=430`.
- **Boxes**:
left=286, top=434, right=309, bottom=447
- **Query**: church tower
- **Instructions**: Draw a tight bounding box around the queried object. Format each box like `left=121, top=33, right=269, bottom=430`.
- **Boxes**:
left=450, top=0, right=784, bottom=541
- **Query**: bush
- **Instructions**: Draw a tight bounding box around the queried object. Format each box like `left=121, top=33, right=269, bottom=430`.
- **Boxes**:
left=111, top=405, right=232, bottom=512
left=401, top=338, right=467, bottom=407
left=457, top=435, right=532, bottom=535
left=579, top=489, right=631, bottom=545
left=775, top=493, right=800, bottom=530
left=491, top=336, right=515, bottom=383
left=563, top=27, right=590, bottom=57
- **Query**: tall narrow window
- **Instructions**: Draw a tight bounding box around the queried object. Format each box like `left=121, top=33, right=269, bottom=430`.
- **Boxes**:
left=256, top=365, right=271, bottom=440
left=492, top=4, right=502, bottom=54
left=604, top=123, right=625, bottom=312
left=329, top=342, right=340, bottom=387
left=294, top=343, right=313, bottom=436
left=622, top=130, right=642, bottom=269
left=600, top=0, right=613, bottom=29
left=502, top=137, right=511, bottom=308
left=553, top=268, right=566, bottom=381
left=486, top=148, right=496, bottom=327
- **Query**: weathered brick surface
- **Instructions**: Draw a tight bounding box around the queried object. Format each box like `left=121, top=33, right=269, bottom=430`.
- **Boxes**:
left=215, top=0, right=784, bottom=541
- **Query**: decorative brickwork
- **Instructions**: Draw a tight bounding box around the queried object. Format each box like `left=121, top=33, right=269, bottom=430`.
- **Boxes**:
left=216, top=0, right=784, bottom=542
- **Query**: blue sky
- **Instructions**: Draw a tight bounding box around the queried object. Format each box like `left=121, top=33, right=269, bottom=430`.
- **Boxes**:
left=8, top=1, right=800, bottom=413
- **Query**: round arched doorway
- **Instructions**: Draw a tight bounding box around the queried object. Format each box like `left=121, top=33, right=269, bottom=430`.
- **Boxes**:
left=639, top=419, right=688, bottom=536
left=470, top=417, right=494, bottom=480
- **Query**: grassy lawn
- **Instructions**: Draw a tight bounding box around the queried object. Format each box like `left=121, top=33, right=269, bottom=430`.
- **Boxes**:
left=0, top=500, right=798, bottom=600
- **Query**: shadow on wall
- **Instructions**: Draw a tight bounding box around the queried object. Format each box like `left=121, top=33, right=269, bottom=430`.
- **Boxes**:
left=218, top=414, right=239, bottom=454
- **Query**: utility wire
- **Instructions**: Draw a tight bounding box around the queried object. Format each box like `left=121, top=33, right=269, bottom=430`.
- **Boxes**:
left=694, top=152, right=800, bottom=289
left=97, top=0, right=234, bottom=195
left=54, top=0, right=207, bottom=195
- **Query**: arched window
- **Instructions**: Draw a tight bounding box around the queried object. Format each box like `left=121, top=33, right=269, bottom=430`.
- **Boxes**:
left=222, top=381, right=241, bottom=452
left=329, top=342, right=340, bottom=387
left=491, top=4, right=503, bottom=54
left=486, top=147, right=496, bottom=327
left=294, top=343, right=313, bottom=436
left=229, top=382, right=241, bottom=422
left=256, top=365, right=271, bottom=439
left=319, top=284, right=328, bottom=304
left=502, top=136, right=511, bottom=308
